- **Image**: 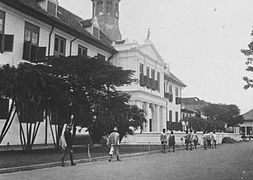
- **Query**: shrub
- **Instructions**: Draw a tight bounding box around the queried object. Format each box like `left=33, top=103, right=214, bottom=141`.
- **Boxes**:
left=222, top=137, right=236, bottom=143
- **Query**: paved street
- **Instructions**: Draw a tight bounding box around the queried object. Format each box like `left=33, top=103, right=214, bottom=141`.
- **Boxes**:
left=1, top=141, right=253, bottom=180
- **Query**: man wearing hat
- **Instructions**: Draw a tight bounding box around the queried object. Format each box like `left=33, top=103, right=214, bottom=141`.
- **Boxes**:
left=61, top=124, right=76, bottom=166
left=108, top=127, right=121, bottom=162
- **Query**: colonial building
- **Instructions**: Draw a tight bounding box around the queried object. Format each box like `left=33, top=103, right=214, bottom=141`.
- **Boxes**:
left=89, top=0, right=186, bottom=133
left=240, top=109, right=253, bottom=136
left=0, top=0, right=117, bottom=146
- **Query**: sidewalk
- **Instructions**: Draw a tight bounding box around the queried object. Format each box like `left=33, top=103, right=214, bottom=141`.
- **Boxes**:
left=0, top=144, right=186, bottom=174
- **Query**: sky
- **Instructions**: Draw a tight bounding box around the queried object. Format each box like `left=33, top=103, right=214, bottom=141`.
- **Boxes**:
left=59, top=0, right=253, bottom=114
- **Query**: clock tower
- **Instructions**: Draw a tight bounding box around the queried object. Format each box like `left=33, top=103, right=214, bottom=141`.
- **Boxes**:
left=91, top=0, right=122, bottom=42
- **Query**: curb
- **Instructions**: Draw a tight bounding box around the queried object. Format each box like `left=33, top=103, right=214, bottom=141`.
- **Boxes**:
left=0, top=146, right=187, bottom=174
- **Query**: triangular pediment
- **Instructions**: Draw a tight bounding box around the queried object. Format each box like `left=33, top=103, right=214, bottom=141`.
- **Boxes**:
left=137, top=42, right=165, bottom=65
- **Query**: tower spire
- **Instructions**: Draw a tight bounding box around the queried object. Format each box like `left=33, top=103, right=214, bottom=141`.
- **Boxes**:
left=91, top=0, right=122, bottom=42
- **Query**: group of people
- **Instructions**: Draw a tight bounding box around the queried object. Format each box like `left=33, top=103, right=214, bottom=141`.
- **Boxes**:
left=160, top=129, right=176, bottom=153
left=60, top=125, right=121, bottom=166
left=160, top=129, right=217, bottom=152
left=202, top=131, right=217, bottom=150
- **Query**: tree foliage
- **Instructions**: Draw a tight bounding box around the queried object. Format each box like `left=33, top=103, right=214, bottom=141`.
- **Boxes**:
left=0, top=55, right=147, bottom=147
left=241, top=32, right=253, bottom=89
left=202, top=104, right=244, bottom=127
left=183, top=116, right=225, bottom=132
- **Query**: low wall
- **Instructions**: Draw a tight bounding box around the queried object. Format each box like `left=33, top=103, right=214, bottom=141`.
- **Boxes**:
left=121, top=132, right=242, bottom=145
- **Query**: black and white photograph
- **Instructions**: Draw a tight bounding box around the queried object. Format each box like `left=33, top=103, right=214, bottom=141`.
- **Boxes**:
left=0, top=0, right=253, bottom=179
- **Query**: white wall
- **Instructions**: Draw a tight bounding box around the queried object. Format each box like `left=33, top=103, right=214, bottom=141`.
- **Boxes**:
left=0, top=2, right=113, bottom=146
left=121, top=131, right=242, bottom=145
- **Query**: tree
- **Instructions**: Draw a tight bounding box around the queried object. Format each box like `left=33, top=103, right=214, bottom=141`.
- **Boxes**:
left=40, top=55, right=145, bottom=143
left=202, top=104, right=244, bottom=127
left=183, top=116, right=225, bottom=132
left=0, top=63, right=70, bottom=150
left=0, top=55, right=146, bottom=148
left=241, top=32, right=253, bottom=89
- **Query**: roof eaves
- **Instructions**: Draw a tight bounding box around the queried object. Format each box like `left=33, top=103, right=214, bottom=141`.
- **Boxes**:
left=2, top=0, right=117, bottom=54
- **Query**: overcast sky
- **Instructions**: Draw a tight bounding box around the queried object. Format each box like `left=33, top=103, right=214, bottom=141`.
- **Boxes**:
left=59, top=0, right=253, bottom=114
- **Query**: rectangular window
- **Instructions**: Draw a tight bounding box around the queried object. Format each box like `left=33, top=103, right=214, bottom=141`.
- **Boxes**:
left=140, top=63, right=144, bottom=74
left=78, top=45, right=88, bottom=56
left=0, top=11, right=14, bottom=53
left=23, top=22, right=43, bottom=61
left=139, top=63, right=145, bottom=86
left=54, top=35, right=66, bottom=56
left=157, top=72, right=160, bottom=92
left=24, top=22, right=39, bottom=45
left=169, top=110, right=172, bottom=122
left=169, top=84, right=173, bottom=94
left=0, top=10, right=5, bottom=34
left=175, top=111, right=178, bottom=122
left=175, top=87, right=179, bottom=97
left=151, top=69, right=155, bottom=79
left=146, top=67, right=150, bottom=78
left=97, top=53, right=105, bottom=61
left=47, top=0, right=57, bottom=17
left=93, top=27, right=99, bottom=39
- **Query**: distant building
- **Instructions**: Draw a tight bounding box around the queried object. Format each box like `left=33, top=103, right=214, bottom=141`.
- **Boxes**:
left=181, top=97, right=208, bottom=120
left=240, top=109, right=253, bottom=136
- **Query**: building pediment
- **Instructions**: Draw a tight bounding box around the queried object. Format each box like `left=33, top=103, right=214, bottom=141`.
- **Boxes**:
left=137, top=41, right=165, bottom=65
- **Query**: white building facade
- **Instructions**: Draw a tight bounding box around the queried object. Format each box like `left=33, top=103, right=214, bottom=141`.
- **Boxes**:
left=112, top=40, right=186, bottom=133
left=0, top=0, right=117, bottom=146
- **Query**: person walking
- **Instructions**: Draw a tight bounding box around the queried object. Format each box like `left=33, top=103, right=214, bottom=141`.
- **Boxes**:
left=160, top=129, right=167, bottom=153
left=202, top=131, right=208, bottom=150
left=212, top=131, right=217, bottom=148
left=193, top=131, right=198, bottom=149
left=207, top=132, right=212, bottom=148
left=189, top=130, right=194, bottom=150
left=168, top=131, right=175, bottom=152
left=184, top=131, right=189, bottom=150
left=61, top=124, right=76, bottom=167
left=108, top=127, right=121, bottom=161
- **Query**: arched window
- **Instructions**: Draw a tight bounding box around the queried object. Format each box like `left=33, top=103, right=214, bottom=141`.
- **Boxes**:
left=96, top=1, right=104, bottom=16
left=106, top=1, right=113, bottom=15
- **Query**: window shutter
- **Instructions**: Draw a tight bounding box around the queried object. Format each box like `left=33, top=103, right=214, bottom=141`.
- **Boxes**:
left=3, top=34, right=14, bottom=52
left=36, top=47, right=46, bottom=60
left=22, top=41, right=32, bottom=60
left=0, top=98, right=9, bottom=119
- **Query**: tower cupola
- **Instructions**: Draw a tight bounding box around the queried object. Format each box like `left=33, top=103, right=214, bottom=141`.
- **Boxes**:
left=91, top=0, right=122, bottom=42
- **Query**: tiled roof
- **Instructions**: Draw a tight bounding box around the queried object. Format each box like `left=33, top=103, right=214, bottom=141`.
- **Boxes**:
left=1, top=0, right=117, bottom=54
left=79, top=19, right=93, bottom=28
left=243, top=109, right=253, bottom=121
left=164, top=72, right=187, bottom=87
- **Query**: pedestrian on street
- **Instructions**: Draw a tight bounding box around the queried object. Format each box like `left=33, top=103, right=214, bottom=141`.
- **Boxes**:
left=108, top=127, right=121, bottom=161
left=168, top=131, right=175, bottom=152
left=61, top=124, right=76, bottom=167
left=160, top=129, right=167, bottom=153
left=189, top=130, right=194, bottom=150
left=184, top=130, right=189, bottom=150
left=193, top=131, right=198, bottom=149
left=211, top=131, right=217, bottom=148
left=207, top=132, right=212, bottom=148
left=202, top=131, right=208, bottom=150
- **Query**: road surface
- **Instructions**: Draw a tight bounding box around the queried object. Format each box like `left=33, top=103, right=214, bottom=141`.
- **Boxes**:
left=1, top=141, right=253, bottom=180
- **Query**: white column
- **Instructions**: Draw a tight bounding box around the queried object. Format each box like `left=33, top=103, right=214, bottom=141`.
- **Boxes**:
left=144, top=102, right=150, bottom=132
left=162, top=106, right=166, bottom=130
left=156, top=104, right=160, bottom=132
